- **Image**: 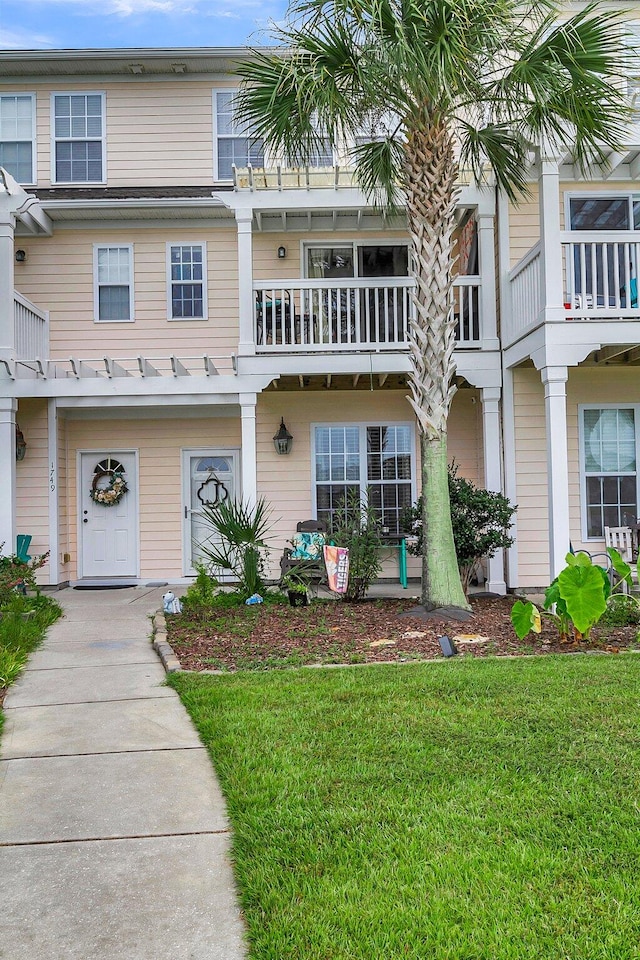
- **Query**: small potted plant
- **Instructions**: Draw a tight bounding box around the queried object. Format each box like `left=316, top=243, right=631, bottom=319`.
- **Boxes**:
left=281, top=570, right=311, bottom=607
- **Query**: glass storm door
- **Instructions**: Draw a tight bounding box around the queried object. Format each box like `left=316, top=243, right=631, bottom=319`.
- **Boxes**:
left=182, top=449, right=239, bottom=576
left=80, top=452, right=138, bottom=579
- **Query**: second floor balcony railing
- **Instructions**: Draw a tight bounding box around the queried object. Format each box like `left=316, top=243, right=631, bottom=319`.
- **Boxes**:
left=254, top=276, right=481, bottom=352
left=14, top=292, right=49, bottom=360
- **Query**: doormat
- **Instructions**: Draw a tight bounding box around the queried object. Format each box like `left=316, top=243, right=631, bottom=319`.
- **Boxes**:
left=73, top=585, right=134, bottom=591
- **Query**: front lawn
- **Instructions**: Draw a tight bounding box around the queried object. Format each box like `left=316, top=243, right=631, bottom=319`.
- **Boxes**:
left=169, top=655, right=640, bottom=959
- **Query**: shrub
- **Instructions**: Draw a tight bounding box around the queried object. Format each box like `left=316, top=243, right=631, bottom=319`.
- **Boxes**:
left=329, top=491, right=382, bottom=601
left=0, top=545, right=50, bottom=608
left=402, top=465, right=515, bottom=594
left=182, top=563, right=219, bottom=609
left=197, top=498, right=275, bottom=600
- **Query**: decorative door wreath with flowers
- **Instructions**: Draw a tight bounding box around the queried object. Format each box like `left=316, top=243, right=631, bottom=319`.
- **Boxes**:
left=89, top=457, right=129, bottom=507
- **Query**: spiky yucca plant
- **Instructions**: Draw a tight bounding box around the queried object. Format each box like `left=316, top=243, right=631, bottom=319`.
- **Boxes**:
left=236, top=0, right=629, bottom=609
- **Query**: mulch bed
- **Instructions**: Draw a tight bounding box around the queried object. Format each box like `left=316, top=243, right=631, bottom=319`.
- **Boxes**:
left=165, top=595, right=640, bottom=672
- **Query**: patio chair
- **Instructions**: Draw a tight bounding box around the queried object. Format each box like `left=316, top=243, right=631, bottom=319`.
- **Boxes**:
left=604, top=526, right=637, bottom=593
left=280, top=520, right=328, bottom=586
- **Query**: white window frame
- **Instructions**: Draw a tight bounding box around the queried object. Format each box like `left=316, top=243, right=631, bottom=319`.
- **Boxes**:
left=564, top=191, right=640, bottom=232
left=50, top=91, right=106, bottom=185
left=0, top=93, right=36, bottom=186
left=213, top=89, right=265, bottom=182
left=166, top=241, right=208, bottom=321
left=578, top=403, right=640, bottom=541
left=93, top=244, right=134, bottom=323
left=311, top=421, right=417, bottom=534
left=302, top=238, right=411, bottom=278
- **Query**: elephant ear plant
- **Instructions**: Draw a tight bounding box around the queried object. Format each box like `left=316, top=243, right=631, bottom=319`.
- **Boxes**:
left=512, top=548, right=640, bottom=643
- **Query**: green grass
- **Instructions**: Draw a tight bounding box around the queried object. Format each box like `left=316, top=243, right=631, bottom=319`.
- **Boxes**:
left=0, top=594, right=61, bottom=737
left=169, top=655, right=640, bottom=959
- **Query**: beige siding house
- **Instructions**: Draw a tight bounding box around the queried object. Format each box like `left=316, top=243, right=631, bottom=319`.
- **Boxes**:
left=2, top=45, right=638, bottom=593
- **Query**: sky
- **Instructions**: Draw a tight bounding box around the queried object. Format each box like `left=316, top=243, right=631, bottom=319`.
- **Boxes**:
left=0, top=0, right=288, bottom=51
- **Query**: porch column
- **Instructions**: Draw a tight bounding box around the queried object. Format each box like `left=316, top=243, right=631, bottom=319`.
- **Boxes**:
left=47, top=399, right=60, bottom=585
left=481, top=386, right=507, bottom=594
left=0, top=398, right=17, bottom=554
left=538, top=154, right=565, bottom=324
left=477, top=211, right=499, bottom=350
left=0, top=203, right=16, bottom=358
left=240, top=393, right=257, bottom=509
left=236, top=208, right=255, bottom=356
left=541, top=365, right=570, bottom=580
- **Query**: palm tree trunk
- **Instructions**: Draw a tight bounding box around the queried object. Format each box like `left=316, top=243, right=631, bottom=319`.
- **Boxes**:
left=405, top=121, right=470, bottom=610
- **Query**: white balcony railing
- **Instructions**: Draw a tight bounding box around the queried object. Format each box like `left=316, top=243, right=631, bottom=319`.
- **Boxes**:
left=254, top=276, right=482, bottom=352
left=14, top=292, right=49, bottom=360
left=561, top=232, right=640, bottom=317
left=508, top=242, right=541, bottom=344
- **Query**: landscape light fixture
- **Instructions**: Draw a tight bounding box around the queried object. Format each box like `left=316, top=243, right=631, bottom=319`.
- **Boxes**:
left=273, top=418, right=293, bottom=455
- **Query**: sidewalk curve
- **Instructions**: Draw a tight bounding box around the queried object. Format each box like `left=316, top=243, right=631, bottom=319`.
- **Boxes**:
left=0, top=586, right=247, bottom=960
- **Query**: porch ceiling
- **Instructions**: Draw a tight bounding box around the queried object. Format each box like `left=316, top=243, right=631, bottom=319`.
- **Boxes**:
left=558, top=144, right=640, bottom=182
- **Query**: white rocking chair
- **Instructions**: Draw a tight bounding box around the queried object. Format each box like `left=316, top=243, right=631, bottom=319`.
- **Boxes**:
left=604, top=526, right=637, bottom=593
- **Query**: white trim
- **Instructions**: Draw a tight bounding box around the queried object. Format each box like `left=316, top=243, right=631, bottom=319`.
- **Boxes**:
left=93, top=243, right=135, bottom=323
left=76, top=448, right=140, bottom=580
left=50, top=90, right=106, bottom=185
left=166, top=240, right=208, bottom=321
left=180, top=446, right=240, bottom=576
left=578, top=403, right=640, bottom=542
left=0, top=92, right=36, bottom=187
left=310, top=420, right=417, bottom=525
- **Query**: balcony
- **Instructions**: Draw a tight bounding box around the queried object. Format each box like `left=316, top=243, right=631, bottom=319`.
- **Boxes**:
left=253, top=276, right=482, bottom=353
left=14, top=292, right=49, bottom=360
left=507, top=233, right=640, bottom=346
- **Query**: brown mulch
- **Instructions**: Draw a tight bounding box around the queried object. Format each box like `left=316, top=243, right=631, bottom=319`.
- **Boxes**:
left=165, top=595, right=640, bottom=672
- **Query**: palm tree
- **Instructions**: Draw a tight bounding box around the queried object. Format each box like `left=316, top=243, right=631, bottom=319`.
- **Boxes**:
left=236, top=0, right=629, bottom=610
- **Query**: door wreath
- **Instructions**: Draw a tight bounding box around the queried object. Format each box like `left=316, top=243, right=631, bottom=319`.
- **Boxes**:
left=90, top=458, right=129, bottom=506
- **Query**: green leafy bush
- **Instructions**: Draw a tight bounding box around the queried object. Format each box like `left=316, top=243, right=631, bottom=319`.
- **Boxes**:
left=403, top=465, right=515, bottom=594
left=0, top=545, right=50, bottom=608
left=329, top=491, right=382, bottom=601
left=182, top=563, right=219, bottom=609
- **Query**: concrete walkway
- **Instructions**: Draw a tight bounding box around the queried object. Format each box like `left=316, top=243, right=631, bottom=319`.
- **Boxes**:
left=0, top=586, right=247, bottom=960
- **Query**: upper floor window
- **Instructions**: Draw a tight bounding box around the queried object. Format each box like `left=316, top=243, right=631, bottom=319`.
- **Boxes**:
left=214, top=91, right=264, bottom=181
left=52, top=93, right=104, bottom=183
left=0, top=94, right=35, bottom=184
left=168, top=243, right=207, bottom=319
left=94, top=245, right=134, bottom=322
left=569, top=196, right=640, bottom=231
left=581, top=407, right=638, bottom=538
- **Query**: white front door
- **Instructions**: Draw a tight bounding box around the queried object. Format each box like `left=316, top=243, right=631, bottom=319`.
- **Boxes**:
left=182, top=449, right=239, bottom=576
left=80, top=452, right=138, bottom=579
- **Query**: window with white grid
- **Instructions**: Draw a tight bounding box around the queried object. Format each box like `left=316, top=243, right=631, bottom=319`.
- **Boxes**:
left=314, top=424, right=414, bottom=535
left=582, top=407, right=638, bottom=538
left=94, top=245, right=133, bottom=322
left=53, top=93, right=104, bottom=183
left=168, top=244, right=207, bottom=319
left=0, top=95, right=35, bottom=184
left=215, top=91, right=264, bottom=181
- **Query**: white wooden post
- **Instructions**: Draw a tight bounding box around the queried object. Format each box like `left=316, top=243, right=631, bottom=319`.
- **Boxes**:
left=0, top=398, right=17, bottom=554
left=0, top=202, right=16, bottom=358
left=541, top=365, right=570, bottom=580
left=47, top=398, right=60, bottom=585
left=538, top=155, right=565, bottom=324
left=501, top=365, right=519, bottom=590
left=236, top=208, right=255, bottom=356
left=477, top=210, right=499, bottom=350
left=240, top=393, right=257, bottom=509
left=481, top=385, right=506, bottom=594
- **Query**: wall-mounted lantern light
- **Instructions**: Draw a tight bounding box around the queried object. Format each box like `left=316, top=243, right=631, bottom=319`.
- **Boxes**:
left=15, top=423, right=27, bottom=461
left=15, top=249, right=27, bottom=263
left=277, top=245, right=287, bottom=259
left=273, top=418, right=293, bottom=455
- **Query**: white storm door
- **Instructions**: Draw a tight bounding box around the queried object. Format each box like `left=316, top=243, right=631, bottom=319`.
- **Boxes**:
left=80, top=452, right=138, bottom=579
left=182, top=449, right=239, bottom=576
